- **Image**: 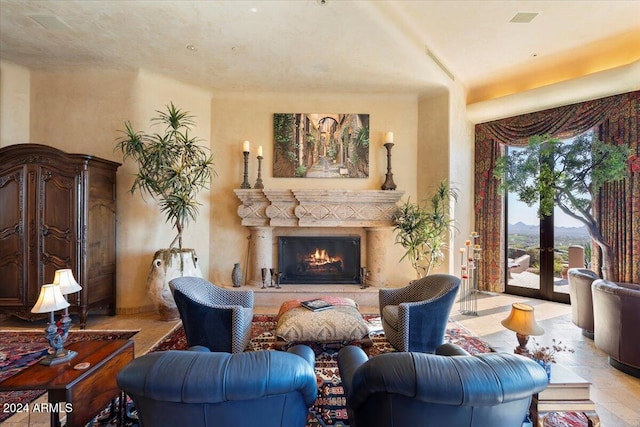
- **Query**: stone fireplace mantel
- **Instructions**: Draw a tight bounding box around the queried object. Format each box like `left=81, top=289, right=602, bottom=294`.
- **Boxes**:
left=234, top=189, right=405, bottom=286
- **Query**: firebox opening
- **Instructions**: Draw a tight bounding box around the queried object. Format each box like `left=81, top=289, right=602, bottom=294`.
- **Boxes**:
left=278, top=236, right=361, bottom=284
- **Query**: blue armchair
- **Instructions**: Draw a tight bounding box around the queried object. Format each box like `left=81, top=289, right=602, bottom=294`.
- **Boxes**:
left=379, top=274, right=460, bottom=352
left=117, top=345, right=317, bottom=427
left=169, top=276, right=254, bottom=353
left=337, top=344, right=548, bottom=427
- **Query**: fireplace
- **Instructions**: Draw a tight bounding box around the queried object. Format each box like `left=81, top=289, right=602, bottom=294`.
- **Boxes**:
left=278, top=236, right=361, bottom=284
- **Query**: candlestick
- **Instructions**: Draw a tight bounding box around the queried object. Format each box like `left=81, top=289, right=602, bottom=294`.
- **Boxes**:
left=240, top=151, right=251, bottom=189
left=381, top=142, right=397, bottom=190
left=254, top=155, right=264, bottom=189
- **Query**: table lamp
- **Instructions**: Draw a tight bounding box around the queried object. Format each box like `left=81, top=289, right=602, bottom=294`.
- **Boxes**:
left=31, top=284, right=78, bottom=366
left=53, top=268, right=82, bottom=338
left=53, top=269, right=82, bottom=315
left=501, top=302, right=544, bottom=355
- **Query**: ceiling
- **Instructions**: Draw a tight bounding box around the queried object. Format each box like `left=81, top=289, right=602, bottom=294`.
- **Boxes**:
left=1, top=1, right=639, bottom=103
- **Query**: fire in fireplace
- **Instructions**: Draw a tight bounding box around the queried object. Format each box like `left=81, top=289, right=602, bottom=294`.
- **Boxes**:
left=278, top=236, right=361, bottom=284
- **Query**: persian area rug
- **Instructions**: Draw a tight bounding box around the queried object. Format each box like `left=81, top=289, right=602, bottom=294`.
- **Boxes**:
left=146, top=314, right=493, bottom=427
left=0, top=329, right=138, bottom=423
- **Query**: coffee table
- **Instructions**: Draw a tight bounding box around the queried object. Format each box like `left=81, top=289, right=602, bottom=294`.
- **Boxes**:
left=275, top=297, right=371, bottom=348
left=530, top=363, right=600, bottom=427
left=0, top=339, right=134, bottom=427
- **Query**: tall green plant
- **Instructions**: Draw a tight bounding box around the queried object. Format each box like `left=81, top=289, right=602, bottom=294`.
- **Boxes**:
left=393, top=180, right=458, bottom=278
left=115, top=102, right=215, bottom=250
left=494, top=133, right=629, bottom=280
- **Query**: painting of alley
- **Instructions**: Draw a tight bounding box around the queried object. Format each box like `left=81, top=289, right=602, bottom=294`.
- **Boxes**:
left=273, top=113, right=369, bottom=178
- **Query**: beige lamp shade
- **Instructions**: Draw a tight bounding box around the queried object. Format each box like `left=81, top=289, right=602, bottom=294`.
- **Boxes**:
left=53, top=269, right=82, bottom=294
left=31, top=284, right=70, bottom=313
left=501, top=303, right=544, bottom=336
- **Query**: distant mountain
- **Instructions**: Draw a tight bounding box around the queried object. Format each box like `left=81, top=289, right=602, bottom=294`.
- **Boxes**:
left=509, top=221, right=589, bottom=238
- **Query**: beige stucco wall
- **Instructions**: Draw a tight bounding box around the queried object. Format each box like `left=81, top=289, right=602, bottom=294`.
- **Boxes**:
left=208, top=92, right=421, bottom=287
left=448, top=80, right=474, bottom=274
left=0, top=60, right=30, bottom=146
left=26, top=68, right=213, bottom=312
left=4, top=67, right=429, bottom=312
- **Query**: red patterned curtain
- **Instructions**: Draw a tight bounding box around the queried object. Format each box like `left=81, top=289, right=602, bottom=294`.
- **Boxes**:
left=474, top=91, right=639, bottom=292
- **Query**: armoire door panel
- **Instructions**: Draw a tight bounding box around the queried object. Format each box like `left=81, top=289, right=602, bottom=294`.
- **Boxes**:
left=39, top=165, right=77, bottom=286
left=0, top=167, right=26, bottom=305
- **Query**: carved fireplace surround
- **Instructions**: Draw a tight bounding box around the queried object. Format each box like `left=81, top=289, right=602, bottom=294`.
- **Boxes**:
left=234, top=189, right=404, bottom=287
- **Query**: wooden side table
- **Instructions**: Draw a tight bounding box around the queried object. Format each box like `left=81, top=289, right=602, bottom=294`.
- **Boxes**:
left=0, top=339, right=134, bottom=427
left=530, top=363, right=600, bottom=427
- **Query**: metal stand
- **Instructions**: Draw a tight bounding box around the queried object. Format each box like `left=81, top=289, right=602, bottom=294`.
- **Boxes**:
left=360, top=267, right=369, bottom=289
left=381, top=142, right=397, bottom=190
left=459, top=233, right=480, bottom=315
left=240, top=151, right=251, bottom=189
left=268, top=268, right=275, bottom=287
left=261, top=268, right=267, bottom=289
left=254, top=155, right=264, bottom=189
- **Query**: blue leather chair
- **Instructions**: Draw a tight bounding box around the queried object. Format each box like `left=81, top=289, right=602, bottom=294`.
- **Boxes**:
left=379, top=274, right=460, bottom=352
left=169, top=276, right=254, bottom=353
left=117, top=345, right=317, bottom=427
left=338, top=344, right=548, bottom=427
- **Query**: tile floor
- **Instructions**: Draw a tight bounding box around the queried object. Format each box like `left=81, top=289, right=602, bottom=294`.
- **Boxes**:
left=1, top=292, right=639, bottom=427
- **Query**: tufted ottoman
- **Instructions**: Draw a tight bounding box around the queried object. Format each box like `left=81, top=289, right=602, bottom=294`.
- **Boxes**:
left=275, top=297, right=371, bottom=348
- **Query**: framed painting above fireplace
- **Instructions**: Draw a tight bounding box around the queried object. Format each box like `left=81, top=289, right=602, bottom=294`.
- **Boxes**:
left=273, top=113, right=369, bottom=178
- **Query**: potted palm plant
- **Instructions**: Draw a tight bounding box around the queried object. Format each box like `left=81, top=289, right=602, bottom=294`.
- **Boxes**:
left=116, top=103, right=215, bottom=320
left=393, top=180, right=458, bottom=278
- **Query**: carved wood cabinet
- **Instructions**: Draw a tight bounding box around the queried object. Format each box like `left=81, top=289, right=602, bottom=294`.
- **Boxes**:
left=0, top=144, right=120, bottom=327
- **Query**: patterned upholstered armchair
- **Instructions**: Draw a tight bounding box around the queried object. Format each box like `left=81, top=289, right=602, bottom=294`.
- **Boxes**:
left=169, top=277, right=254, bottom=353
left=379, top=274, right=460, bottom=353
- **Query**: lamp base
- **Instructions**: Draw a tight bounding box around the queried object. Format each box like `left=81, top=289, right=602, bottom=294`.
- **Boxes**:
left=514, top=332, right=531, bottom=356
left=40, top=349, right=78, bottom=366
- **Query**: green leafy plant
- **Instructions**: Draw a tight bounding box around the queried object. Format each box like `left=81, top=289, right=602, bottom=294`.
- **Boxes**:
left=494, top=133, right=629, bottom=280
left=393, top=180, right=458, bottom=278
left=115, top=102, right=215, bottom=250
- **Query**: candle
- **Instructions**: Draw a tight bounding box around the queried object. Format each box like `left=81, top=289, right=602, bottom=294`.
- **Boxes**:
left=465, top=240, right=471, bottom=246
left=243, top=140, right=250, bottom=152
left=385, top=132, right=394, bottom=143
left=257, top=145, right=263, bottom=157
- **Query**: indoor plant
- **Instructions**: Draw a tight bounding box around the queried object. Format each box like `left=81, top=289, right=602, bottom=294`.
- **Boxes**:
left=393, top=180, right=458, bottom=278
left=115, top=102, right=215, bottom=319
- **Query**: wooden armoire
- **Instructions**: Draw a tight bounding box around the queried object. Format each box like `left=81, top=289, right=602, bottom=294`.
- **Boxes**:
left=0, top=144, right=121, bottom=327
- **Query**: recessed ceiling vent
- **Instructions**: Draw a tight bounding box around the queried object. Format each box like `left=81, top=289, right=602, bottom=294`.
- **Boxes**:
left=29, top=15, right=71, bottom=30
left=509, top=12, right=539, bottom=24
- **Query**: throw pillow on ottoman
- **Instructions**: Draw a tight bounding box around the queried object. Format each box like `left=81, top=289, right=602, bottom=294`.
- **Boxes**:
left=276, top=297, right=371, bottom=348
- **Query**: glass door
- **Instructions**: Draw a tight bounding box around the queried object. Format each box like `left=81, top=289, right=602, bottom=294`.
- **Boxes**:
left=504, top=139, right=592, bottom=303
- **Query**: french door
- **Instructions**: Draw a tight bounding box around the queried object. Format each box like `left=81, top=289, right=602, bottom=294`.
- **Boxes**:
left=503, top=142, right=591, bottom=303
